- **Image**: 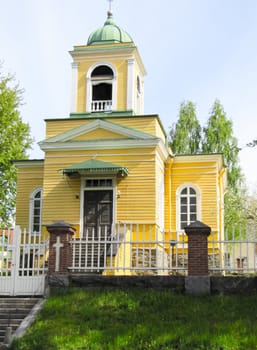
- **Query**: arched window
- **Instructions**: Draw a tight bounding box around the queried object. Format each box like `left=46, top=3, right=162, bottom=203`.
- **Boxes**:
left=29, top=187, right=42, bottom=233
left=177, top=184, right=200, bottom=230
left=89, top=64, right=115, bottom=112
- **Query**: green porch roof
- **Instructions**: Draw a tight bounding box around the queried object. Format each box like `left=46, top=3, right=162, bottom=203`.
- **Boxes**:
left=63, top=159, right=128, bottom=177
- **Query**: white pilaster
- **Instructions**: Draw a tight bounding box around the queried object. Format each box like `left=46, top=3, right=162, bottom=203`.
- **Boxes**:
left=127, top=59, right=135, bottom=111
left=112, top=75, right=117, bottom=111
left=70, top=62, right=79, bottom=113
left=86, top=76, right=92, bottom=112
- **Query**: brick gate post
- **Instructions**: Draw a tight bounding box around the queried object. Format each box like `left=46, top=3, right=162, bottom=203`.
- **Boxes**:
left=46, top=221, right=76, bottom=287
left=184, top=220, right=211, bottom=294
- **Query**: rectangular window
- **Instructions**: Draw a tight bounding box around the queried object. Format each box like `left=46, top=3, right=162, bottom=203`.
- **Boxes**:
left=85, top=179, right=113, bottom=188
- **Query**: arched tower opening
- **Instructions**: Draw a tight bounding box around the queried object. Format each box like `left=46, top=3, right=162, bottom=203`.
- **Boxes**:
left=91, top=65, right=113, bottom=112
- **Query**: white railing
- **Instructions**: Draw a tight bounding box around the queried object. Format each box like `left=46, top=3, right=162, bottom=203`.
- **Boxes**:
left=69, top=223, right=257, bottom=276
left=69, top=223, right=189, bottom=276
left=209, top=228, right=257, bottom=275
left=0, top=228, right=13, bottom=277
left=91, top=100, right=112, bottom=112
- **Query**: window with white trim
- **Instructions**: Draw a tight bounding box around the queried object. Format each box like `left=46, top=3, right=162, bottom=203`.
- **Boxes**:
left=29, top=188, right=42, bottom=233
left=177, top=185, right=200, bottom=230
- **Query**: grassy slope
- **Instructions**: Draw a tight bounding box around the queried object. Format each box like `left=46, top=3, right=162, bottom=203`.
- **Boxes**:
left=10, top=288, right=257, bottom=350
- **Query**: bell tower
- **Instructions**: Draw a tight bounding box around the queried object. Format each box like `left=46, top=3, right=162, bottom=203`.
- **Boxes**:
left=69, top=10, right=146, bottom=116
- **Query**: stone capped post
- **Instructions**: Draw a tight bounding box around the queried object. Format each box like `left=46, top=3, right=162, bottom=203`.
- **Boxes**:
left=184, top=220, right=211, bottom=276
left=47, top=221, right=76, bottom=275
left=184, top=221, right=211, bottom=294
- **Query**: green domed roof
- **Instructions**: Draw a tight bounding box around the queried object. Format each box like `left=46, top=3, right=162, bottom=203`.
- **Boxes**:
left=87, top=12, right=133, bottom=45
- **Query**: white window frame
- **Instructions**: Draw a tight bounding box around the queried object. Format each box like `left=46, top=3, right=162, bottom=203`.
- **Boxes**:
left=86, top=62, right=117, bottom=112
left=29, top=187, right=43, bottom=234
left=176, top=183, right=201, bottom=231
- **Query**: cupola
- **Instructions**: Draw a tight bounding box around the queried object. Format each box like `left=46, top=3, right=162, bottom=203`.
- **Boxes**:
left=87, top=11, right=133, bottom=45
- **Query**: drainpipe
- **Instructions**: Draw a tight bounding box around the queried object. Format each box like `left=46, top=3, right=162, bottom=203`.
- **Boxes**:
left=165, top=155, right=173, bottom=232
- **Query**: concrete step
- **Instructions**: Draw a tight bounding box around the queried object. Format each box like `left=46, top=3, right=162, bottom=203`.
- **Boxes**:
left=0, top=298, right=40, bottom=345
left=0, top=298, right=39, bottom=305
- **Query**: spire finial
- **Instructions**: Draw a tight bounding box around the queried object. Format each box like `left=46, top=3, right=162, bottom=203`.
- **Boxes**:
left=107, top=0, right=113, bottom=14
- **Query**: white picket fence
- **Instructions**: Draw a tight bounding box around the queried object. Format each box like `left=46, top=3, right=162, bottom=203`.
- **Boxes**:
left=69, top=223, right=257, bottom=276
left=210, top=227, right=257, bottom=274
left=0, top=227, right=48, bottom=296
left=1, top=224, right=256, bottom=295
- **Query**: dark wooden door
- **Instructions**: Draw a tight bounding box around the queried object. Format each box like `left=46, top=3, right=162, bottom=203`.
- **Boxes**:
left=83, top=190, right=113, bottom=271
left=84, top=190, right=113, bottom=237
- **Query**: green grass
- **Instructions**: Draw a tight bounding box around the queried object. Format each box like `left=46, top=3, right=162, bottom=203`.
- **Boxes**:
left=10, top=288, right=257, bottom=350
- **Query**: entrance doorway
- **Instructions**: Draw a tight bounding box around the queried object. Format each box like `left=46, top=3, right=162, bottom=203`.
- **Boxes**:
left=83, top=190, right=113, bottom=272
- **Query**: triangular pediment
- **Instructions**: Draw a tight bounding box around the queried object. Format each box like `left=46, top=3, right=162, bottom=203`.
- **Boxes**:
left=73, top=128, right=127, bottom=141
left=42, top=119, right=155, bottom=143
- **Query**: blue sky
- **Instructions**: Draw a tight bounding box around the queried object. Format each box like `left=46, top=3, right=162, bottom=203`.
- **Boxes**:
left=1, top=0, right=257, bottom=192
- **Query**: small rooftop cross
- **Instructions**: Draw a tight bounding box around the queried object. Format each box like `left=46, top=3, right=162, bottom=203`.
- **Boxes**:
left=53, top=236, right=64, bottom=272
left=107, top=0, right=114, bottom=13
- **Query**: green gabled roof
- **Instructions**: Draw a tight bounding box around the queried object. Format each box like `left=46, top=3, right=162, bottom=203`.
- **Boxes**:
left=63, top=159, right=128, bottom=177
left=87, top=12, right=133, bottom=45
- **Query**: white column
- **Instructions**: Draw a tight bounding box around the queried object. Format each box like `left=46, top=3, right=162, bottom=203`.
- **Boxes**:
left=70, top=62, right=79, bottom=113
left=127, top=59, right=135, bottom=111
left=86, top=77, right=92, bottom=112
left=112, top=76, right=117, bottom=111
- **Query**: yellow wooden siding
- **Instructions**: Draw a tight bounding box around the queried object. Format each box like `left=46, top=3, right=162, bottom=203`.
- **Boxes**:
left=164, top=159, right=173, bottom=231
left=45, top=116, right=165, bottom=141
left=42, top=161, right=81, bottom=225
left=155, top=154, right=165, bottom=227
left=42, top=147, right=158, bottom=233
left=170, top=160, right=220, bottom=232
left=106, top=117, right=166, bottom=143
left=117, top=60, right=127, bottom=111
left=73, top=128, right=126, bottom=141
left=217, top=168, right=226, bottom=240
left=15, top=166, right=44, bottom=230
left=103, top=228, right=132, bottom=276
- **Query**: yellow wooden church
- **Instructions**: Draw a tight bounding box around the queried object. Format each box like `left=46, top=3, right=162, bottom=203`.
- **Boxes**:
left=14, top=10, right=226, bottom=275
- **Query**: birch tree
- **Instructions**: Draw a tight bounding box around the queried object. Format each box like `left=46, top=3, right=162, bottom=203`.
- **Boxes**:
left=0, top=66, right=33, bottom=227
left=169, top=101, right=202, bottom=154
